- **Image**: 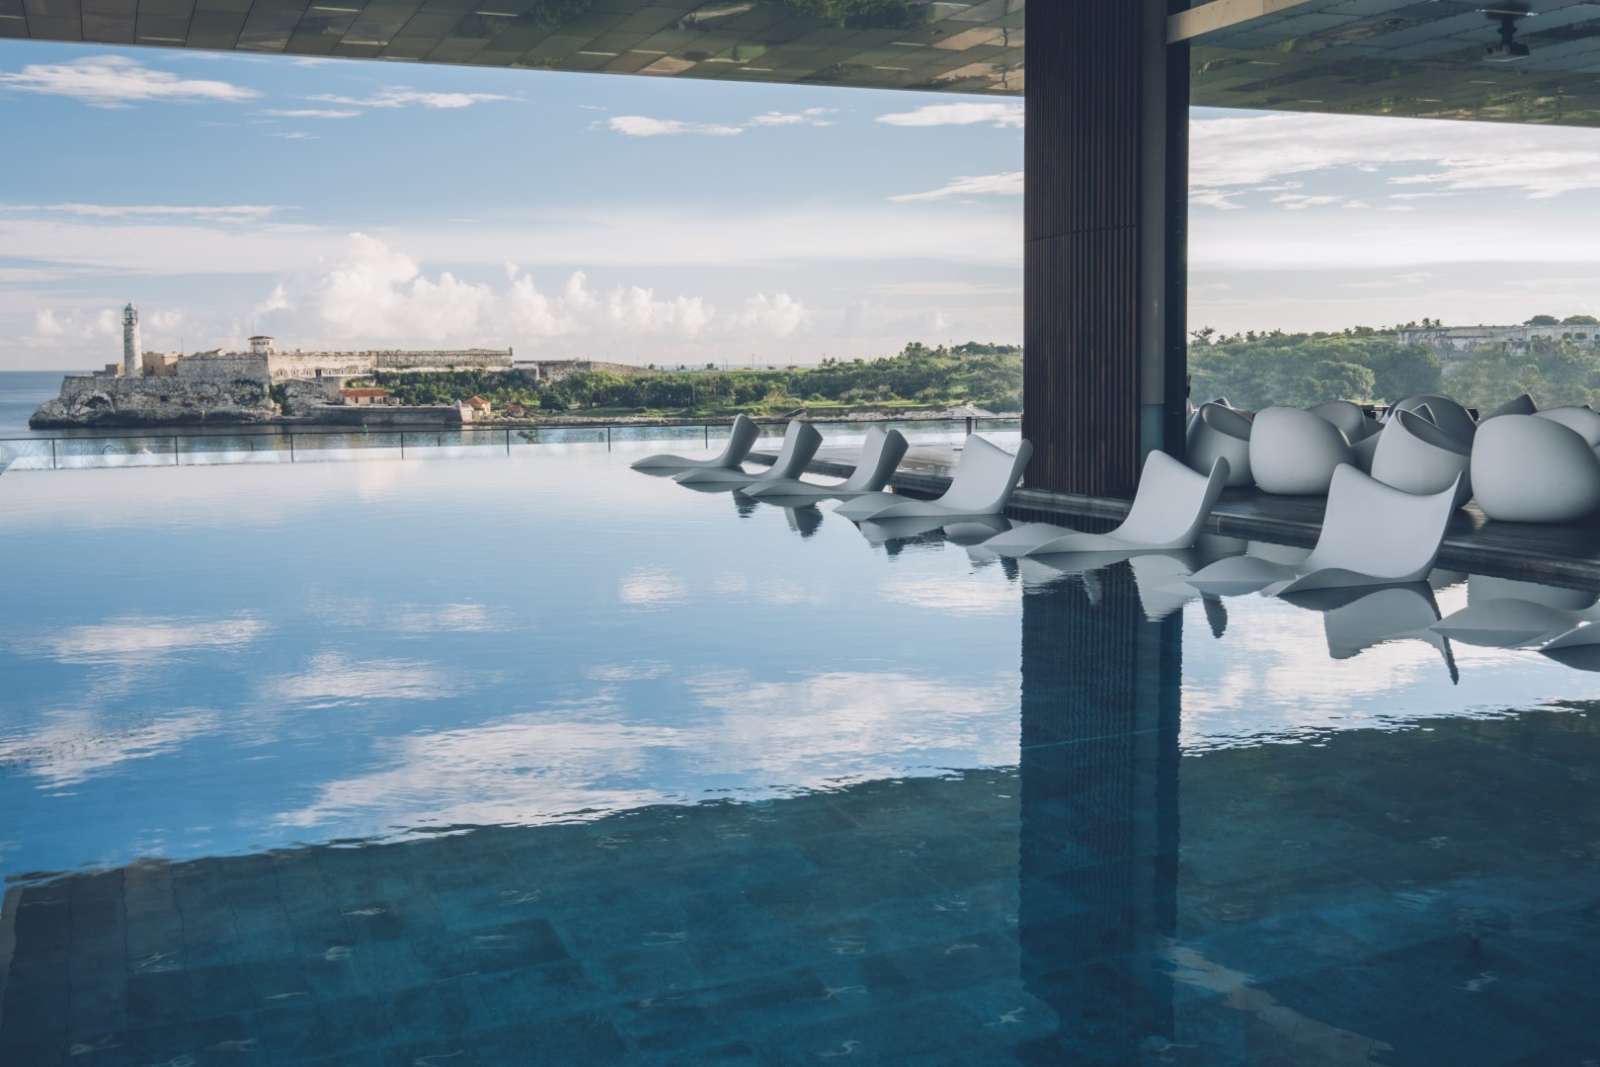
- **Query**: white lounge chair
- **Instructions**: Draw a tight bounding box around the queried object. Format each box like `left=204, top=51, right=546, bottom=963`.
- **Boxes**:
left=1369, top=408, right=1472, bottom=508
left=675, top=419, right=821, bottom=487
left=744, top=426, right=908, bottom=500
left=631, top=414, right=761, bottom=472
left=980, top=452, right=1229, bottom=557
left=1470, top=414, right=1600, bottom=523
left=1188, top=464, right=1458, bottom=595
left=1248, top=406, right=1355, bottom=495
left=1391, top=393, right=1476, bottom=444
left=1185, top=403, right=1253, bottom=486
left=834, top=435, right=1032, bottom=522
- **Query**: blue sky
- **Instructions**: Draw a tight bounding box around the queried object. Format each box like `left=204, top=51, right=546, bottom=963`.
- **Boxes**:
left=4, top=41, right=1600, bottom=370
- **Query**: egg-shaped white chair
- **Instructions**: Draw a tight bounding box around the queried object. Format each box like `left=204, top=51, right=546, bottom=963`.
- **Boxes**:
left=1248, top=406, right=1354, bottom=495
left=1308, top=400, right=1373, bottom=442
left=1470, top=414, right=1600, bottom=523
left=1483, top=393, right=1537, bottom=421
left=1391, top=394, right=1476, bottom=444
left=1534, top=406, right=1600, bottom=448
left=1370, top=409, right=1473, bottom=508
left=1185, top=402, right=1253, bottom=487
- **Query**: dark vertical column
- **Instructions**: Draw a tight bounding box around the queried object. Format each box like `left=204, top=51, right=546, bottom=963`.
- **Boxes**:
left=1015, top=569, right=1182, bottom=1060
left=1024, top=0, right=1190, bottom=497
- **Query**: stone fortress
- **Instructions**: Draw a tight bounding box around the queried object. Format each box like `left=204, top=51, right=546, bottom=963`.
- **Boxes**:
left=31, top=304, right=518, bottom=428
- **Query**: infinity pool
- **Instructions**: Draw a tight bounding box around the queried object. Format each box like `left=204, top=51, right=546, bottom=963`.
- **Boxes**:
left=2, top=443, right=1598, bottom=1064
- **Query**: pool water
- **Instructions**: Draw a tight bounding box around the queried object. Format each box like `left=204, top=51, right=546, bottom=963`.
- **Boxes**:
left=1, top=443, right=1598, bottom=1064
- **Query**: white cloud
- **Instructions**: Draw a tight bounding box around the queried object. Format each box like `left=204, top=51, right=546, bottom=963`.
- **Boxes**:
left=2, top=202, right=279, bottom=222
left=730, top=292, right=806, bottom=338
left=0, top=709, right=219, bottom=789
left=890, top=170, right=1023, bottom=203
left=307, top=87, right=515, bottom=110
left=317, top=233, right=496, bottom=342
left=255, top=283, right=291, bottom=317
left=260, top=108, right=360, bottom=119
left=275, top=235, right=796, bottom=350
left=35, top=615, right=268, bottom=664
left=259, top=652, right=457, bottom=708
left=877, top=102, right=1023, bottom=128
left=748, top=107, right=835, bottom=127
left=606, top=115, right=744, bottom=137
left=272, top=131, right=318, bottom=141
left=1271, top=193, right=1350, bottom=210
left=0, top=55, right=259, bottom=108
left=608, top=107, right=834, bottom=138
left=1191, top=111, right=1600, bottom=205
left=619, top=569, right=688, bottom=605
left=31, top=309, right=63, bottom=338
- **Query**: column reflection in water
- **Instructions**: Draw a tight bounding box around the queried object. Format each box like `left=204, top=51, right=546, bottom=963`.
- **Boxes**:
left=1016, top=564, right=1181, bottom=1062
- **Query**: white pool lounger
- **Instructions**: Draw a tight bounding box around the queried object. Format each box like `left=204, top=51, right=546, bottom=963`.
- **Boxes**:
left=1187, top=464, right=1459, bottom=596
left=833, top=435, right=1033, bottom=522
left=744, top=426, right=909, bottom=501
left=980, top=452, right=1229, bottom=558
left=674, top=420, right=822, bottom=488
left=630, top=414, right=761, bottom=473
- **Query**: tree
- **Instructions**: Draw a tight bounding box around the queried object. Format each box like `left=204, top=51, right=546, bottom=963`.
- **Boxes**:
left=1526, top=314, right=1560, bottom=326
left=1562, top=315, right=1600, bottom=325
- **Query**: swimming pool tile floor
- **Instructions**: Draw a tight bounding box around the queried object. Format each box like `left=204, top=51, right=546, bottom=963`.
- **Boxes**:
left=4, top=703, right=1599, bottom=1065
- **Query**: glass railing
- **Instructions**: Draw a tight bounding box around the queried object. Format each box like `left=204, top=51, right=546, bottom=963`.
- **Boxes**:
left=0, top=417, right=1023, bottom=472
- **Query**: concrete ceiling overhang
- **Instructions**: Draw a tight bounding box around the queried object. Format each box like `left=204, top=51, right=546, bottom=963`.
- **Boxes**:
left=1179, top=0, right=1600, bottom=126
left=0, top=0, right=1023, bottom=95
left=5, top=0, right=1600, bottom=125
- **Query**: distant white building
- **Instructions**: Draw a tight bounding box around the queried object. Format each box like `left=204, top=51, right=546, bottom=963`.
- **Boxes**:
left=1398, top=322, right=1600, bottom=354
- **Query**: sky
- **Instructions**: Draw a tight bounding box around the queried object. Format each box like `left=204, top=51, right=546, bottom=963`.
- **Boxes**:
left=3, top=41, right=1600, bottom=371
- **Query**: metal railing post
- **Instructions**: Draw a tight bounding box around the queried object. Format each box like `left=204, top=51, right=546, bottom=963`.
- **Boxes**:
left=607, top=426, right=612, bottom=451
left=50, top=439, right=57, bottom=470
left=289, top=433, right=295, bottom=463
left=400, top=431, right=405, bottom=459
left=506, top=427, right=511, bottom=455
left=173, top=436, right=180, bottom=466
left=705, top=424, right=709, bottom=447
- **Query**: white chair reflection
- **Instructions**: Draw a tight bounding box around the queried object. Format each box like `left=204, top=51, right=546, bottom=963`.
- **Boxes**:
left=1430, top=575, right=1600, bottom=648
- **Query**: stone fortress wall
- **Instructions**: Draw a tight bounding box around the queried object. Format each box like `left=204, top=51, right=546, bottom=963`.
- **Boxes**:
left=266, top=348, right=514, bottom=381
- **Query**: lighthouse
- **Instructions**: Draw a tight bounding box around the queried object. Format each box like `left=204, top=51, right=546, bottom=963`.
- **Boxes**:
left=122, top=303, right=141, bottom=378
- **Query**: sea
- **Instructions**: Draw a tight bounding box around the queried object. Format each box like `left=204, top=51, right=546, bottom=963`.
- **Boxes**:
left=0, top=370, right=71, bottom=438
